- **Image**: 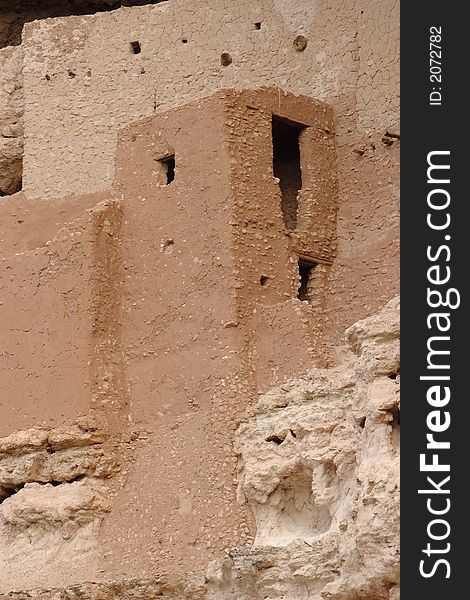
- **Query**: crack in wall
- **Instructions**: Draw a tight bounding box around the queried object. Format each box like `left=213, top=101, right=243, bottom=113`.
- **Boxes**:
left=0, top=475, right=86, bottom=504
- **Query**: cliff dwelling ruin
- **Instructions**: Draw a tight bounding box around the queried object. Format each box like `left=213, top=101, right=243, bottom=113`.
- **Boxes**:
left=0, top=1, right=399, bottom=598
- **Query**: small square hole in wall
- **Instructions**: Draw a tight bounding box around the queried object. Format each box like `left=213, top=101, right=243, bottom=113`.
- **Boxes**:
left=298, top=259, right=317, bottom=301
left=159, top=155, right=175, bottom=184
left=130, top=41, right=141, bottom=54
left=254, top=22, right=262, bottom=30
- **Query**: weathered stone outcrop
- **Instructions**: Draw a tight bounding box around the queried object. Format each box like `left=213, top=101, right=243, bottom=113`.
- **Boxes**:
left=0, top=576, right=206, bottom=600
left=0, top=45, right=23, bottom=196
left=0, top=418, right=116, bottom=589
left=0, top=417, right=117, bottom=500
left=204, top=296, right=400, bottom=600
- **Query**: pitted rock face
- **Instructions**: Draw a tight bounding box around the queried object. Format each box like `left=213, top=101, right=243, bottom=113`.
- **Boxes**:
left=0, top=418, right=117, bottom=587
left=220, top=296, right=400, bottom=600
left=0, top=46, right=23, bottom=196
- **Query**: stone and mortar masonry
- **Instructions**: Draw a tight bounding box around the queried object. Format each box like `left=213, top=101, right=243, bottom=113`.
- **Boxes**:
left=0, top=0, right=399, bottom=596
left=1, top=0, right=399, bottom=343
left=18, top=0, right=398, bottom=199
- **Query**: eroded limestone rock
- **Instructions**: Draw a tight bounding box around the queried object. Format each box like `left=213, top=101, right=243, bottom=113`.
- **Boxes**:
left=208, top=296, right=400, bottom=600
left=0, top=417, right=117, bottom=501
left=1, top=480, right=110, bottom=531
left=0, top=575, right=205, bottom=600
left=0, top=418, right=116, bottom=590
left=0, top=45, right=23, bottom=196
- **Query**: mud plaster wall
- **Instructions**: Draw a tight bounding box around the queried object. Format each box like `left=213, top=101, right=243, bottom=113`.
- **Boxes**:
left=0, top=195, right=121, bottom=435
left=224, top=89, right=338, bottom=385
left=102, top=96, right=253, bottom=578
left=0, top=0, right=399, bottom=593
left=20, top=0, right=398, bottom=197
left=7, top=0, right=400, bottom=339
left=0, top=1, right=166, bottom=48
left=91, top=89, right=335, bottom=579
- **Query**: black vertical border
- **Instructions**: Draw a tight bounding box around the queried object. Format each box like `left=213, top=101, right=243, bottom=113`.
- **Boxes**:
left=401, top=2, right=468, bottom=597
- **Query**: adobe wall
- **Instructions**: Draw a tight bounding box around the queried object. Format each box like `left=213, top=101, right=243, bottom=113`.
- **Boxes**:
left=223, top=89, right=338, bottom=383
left=0, top=0, right=400, bottom=595
left=0, top=193, right=117, bottom=436
left=0, top=0, right=399, bottom=340
left=0, top=87, right=338, bottom=588
left=100, top=95, right=253, bottom=578
left=0, top=1, right=166, bottom=48
left=95, top=89, right=336, bottom=580
left=19, top=0, right=398, bottom=202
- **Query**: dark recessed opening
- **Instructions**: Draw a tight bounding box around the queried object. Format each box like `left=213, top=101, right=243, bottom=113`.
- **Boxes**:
left=160, top=156, right=175, bottom=184
left=298, top=259, right=317, bottom=301
left=255, top=22, right=262, bottom=30
left=260, top=275, right=269, bottom=286
left=272, top=116, right=305, bottom=230
left=0, top=168, right=22, bottom=197
left=0, top=483, right=25, bottom=503
left=389, top=405, right=400, bottom=427
left=293, top=35, right=308, bottom=51
left=266, top=434, right=285, bottom=446
left=182, top=38, right=188, bottom=43
left=221, top=52, right=232, bottom=66
left=130, top=41, right=142, bottom=54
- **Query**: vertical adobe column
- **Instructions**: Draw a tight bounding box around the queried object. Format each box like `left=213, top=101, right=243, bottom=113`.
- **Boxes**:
left=224, top=89, right=339, bottom=389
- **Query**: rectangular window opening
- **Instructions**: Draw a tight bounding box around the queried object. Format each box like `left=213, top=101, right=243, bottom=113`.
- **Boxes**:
left=160, top=155, right=175, bottom=184
left=272, top=115, right=305, bottom=230
left=130, top=40, right=142, bottom=54
left=298, top=259, right=317, bottom=301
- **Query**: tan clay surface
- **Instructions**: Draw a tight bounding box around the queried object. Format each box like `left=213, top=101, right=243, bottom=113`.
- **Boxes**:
left=0, top=0, right=399, bottom=597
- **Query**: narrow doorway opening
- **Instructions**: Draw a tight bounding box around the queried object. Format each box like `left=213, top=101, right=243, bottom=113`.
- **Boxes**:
left=298, top=259, right=317, bottom=301
left=159, top=155, right=175, bottom=184
left=272, top=116, right=305, bottom=230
